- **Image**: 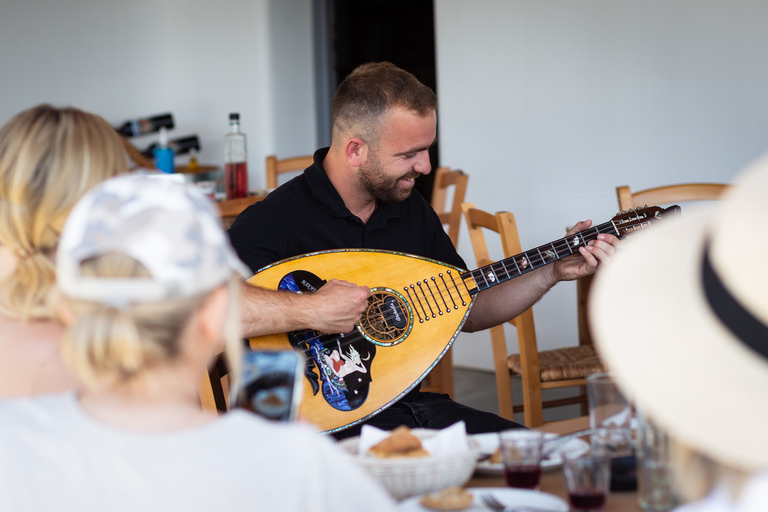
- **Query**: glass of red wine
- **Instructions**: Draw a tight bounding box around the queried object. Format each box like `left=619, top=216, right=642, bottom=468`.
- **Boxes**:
left=563, top=451, right=611, bottom=511
left=499, top=430, right=544, bottom=490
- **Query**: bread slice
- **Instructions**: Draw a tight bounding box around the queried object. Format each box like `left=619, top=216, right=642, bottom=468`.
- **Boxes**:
left=368, top=426, right=429, bottom=458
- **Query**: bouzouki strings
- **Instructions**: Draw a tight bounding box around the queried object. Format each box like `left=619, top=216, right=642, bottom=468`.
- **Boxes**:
left=290, top=218, right=624, bottom=357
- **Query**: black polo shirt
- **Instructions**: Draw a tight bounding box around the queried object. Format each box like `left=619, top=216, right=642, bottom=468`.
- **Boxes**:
left=228, top=148, right=466, bottom=273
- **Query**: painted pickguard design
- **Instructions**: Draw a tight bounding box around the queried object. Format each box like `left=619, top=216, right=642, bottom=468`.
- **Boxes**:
left=279, top=270, right=376, bottom=412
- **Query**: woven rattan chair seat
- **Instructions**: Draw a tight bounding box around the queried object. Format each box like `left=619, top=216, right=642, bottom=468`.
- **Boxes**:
left=507, top=345, right=605, bottom=382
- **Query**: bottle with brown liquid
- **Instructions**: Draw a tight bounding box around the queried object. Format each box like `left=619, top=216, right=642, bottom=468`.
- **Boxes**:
left=224, top=113, right=248, bottom=199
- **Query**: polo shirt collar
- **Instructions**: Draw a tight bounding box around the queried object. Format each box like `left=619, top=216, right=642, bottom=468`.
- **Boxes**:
left=306, top=147, right=403, bottom=223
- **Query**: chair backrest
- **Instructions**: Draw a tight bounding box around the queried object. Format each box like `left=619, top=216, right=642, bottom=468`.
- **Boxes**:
left=461, top=202, right=542, bottom=425
left=199, top=354, right=230, bottom=414
left=431, top=167, right=469, bottom=247
left=265, top=154, right=314, bottom=190
left=573, top=182, right=733, bottom=348
left=577, top=183, right=731, bottom=347
left=616, top=183, right=730, bottom=211
left=216, top=196, right=262, bottom=229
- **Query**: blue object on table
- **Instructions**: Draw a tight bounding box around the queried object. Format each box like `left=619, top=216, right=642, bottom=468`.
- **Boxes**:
left=154, top=146, right=174, bottom=173
left=610, top=455, right=638, bottom=492
left=153, top=126, right=175, bottom=173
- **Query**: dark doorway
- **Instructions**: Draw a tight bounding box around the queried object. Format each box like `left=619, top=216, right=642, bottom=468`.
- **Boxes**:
left=315, top=0, right=438, bottom=201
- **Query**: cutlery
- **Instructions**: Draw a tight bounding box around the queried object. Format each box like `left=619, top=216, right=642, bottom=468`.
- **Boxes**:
left=477, top=429, right=592, bottom=464
left=541, top=429, right=592, bottom=457
left=480, top=492, right=562, bottom=512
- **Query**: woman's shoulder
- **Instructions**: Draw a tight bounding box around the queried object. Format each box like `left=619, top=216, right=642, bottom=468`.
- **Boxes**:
left=214, top=412, right=350, bottom=460
left=218, top=411, right=326, bottom=441
left=0, top=316, right=76, bottom=398
left=0, top=391, right=76, bottom=431
left=675, top=473, right=768, bottom=512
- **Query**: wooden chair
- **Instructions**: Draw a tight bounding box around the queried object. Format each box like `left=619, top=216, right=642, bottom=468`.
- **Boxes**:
left=265, top=154, right=314, bottom=190
left=616, top=183, right=730, bottom=211
left=199, top=354, right=230, bottom=414
left=430, top=166, right=469, bottom=247
left=461, top=202, right=605, bottom=428
left=576, top=182, right=731, bottom=349
left=216, top=195, right=263, bottom=229
left=419, top=167, right=469, bottom=398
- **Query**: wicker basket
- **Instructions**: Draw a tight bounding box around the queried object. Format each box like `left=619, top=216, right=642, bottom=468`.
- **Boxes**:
left=338, top=429, right=480, bottom=500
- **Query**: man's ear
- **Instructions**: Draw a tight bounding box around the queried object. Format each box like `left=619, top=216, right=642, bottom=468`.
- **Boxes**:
left=344, top=137, right=368, bottom=168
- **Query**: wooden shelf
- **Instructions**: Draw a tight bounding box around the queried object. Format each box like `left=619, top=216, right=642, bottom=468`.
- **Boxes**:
left=175, top=165, right=219, bottom=174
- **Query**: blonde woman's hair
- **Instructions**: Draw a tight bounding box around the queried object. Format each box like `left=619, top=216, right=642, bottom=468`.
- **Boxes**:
left=60, top=253, right=242, bottom=390
left=0, top=104, right=128, bottom=321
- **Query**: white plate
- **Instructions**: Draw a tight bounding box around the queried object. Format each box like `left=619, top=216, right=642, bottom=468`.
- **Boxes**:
left=472, top=433, right=590, bottom=475
left=399, top=487, right=568, bottom=511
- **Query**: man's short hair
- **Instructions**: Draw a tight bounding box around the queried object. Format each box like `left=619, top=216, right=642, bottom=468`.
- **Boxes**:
left=331, top=62, right=437, bottom=145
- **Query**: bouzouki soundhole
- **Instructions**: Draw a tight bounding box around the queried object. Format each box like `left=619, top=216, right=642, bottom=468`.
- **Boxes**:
left=357, top=288, right=413, bottom=347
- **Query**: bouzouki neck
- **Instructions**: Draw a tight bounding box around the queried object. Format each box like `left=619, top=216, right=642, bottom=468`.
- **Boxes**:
left=463, top=205, right=679, bottom=294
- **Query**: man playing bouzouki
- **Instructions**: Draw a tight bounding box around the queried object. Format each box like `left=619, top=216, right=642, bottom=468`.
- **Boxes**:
left=229, top=62, right=619, bottom=439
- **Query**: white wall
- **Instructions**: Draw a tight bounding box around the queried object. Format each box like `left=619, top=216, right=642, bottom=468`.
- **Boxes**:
left=0, top=0, right=316, bottom=190
left=435, top=0, right=768, bottom=370
left=266, top=0, right=318, bottom=162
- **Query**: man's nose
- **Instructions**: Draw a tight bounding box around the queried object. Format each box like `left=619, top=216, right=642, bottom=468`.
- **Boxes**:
left=413, top=151, right=432, bottom=175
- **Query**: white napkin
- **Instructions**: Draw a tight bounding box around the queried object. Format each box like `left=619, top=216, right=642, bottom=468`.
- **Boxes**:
left=357, top=421, right=470, bottom=456
left=602, top=407, right=631, bottom=427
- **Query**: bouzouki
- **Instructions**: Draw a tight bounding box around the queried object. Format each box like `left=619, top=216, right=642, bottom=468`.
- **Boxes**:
left=247, top=205, right=679, bottom=433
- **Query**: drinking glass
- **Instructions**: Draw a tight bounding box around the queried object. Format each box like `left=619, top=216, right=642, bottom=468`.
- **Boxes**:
left=637, top=410, right=678, bottom=511
left=563, top=451, right=611, bottom=511
left=587, top=373, right=632, bottom=457
left=499, top=429, right=544, bottom=490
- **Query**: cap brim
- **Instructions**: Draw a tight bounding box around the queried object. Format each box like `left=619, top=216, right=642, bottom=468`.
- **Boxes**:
left=589, top=207, right=768, bottom=471
left=227, top=248, right=252, bottom=281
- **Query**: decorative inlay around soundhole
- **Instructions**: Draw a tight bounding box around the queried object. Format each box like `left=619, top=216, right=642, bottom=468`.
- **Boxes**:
left=358, top=288, right=413, bottom=346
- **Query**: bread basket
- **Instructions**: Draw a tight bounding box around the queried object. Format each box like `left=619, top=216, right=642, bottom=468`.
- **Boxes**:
left=338, top=428, right=480, bottom=500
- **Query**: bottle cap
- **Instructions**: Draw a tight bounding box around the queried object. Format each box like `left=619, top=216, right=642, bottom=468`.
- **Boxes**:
left=158, top=126, right=169, bottom=148
left=229, top=113, right=240, bottom=121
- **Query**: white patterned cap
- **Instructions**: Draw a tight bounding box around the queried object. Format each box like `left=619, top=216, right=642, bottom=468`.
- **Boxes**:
left=57, top=174, right=251, bottom=304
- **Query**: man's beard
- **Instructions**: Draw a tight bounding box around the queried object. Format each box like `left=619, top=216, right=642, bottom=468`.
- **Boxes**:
left=359, top=151, right=419, bottom=204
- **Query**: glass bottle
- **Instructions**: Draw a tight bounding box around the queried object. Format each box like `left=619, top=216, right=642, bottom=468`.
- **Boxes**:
left=224, top=113, right=248, bottom=199
left=115, top=113, right=174, bottom=138
left=187, top=148, right=199, bottom=172
left=141, top=135, right=200, bottom=159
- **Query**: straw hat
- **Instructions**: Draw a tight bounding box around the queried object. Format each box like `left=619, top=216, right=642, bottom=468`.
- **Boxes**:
left=589, top=157, right=768, bottom=471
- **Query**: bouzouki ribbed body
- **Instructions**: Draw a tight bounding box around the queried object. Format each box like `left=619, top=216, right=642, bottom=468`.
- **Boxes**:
left=246, top=205, right=679, bottom=433
left=247, top=250, right=472, bottom=434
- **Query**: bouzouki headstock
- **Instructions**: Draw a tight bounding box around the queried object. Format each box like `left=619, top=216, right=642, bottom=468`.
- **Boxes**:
left=611, top=205, right=681, bottom=239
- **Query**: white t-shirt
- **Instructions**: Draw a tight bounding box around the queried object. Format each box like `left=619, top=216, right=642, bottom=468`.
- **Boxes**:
left=0, top=392, right=398, bottom=512
left=674, top=473, right=768, bottom=512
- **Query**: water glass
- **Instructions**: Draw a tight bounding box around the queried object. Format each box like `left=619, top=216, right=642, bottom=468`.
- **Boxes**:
left=587, top=373, right=632, bottom=457
left=637, top=411, right=678, bottom=511
left=499, top=429, right=544, bottom=490
left=563, top=451, right=611, bottom=511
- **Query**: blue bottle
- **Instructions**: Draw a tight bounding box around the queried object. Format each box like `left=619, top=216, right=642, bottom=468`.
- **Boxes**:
left=153, top=127, right=175, bottom=173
